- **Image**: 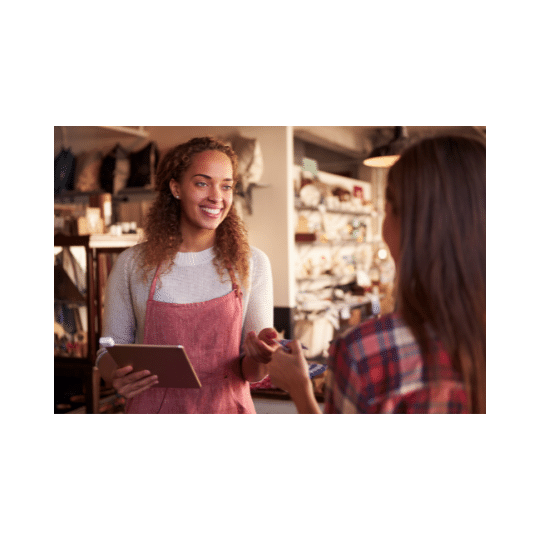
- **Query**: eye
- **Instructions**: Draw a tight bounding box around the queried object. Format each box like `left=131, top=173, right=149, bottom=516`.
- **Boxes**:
left=195, top=181, right=208, bottom=187
left=222, top=184, right=233, bottom=191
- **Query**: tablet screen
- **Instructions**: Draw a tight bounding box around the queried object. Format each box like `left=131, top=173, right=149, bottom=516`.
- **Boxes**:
left=106, top=344, right=202, bottom=389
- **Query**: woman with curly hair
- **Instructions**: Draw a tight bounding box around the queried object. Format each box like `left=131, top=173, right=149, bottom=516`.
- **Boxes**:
left=96, top=137, right=278, bottom=413
left=268, top=135, right=486, bottom=414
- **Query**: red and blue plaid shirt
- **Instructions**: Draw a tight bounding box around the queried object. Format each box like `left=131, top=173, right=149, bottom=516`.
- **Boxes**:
left=324, top=312, right=469, bottom=413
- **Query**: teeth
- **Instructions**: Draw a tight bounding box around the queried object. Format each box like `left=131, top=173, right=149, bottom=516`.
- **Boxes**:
left=201, top=207, right=221, bottom=215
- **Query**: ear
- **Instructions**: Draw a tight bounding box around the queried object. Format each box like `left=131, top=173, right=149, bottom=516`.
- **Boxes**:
left=169, top=179, right=180, bottom=199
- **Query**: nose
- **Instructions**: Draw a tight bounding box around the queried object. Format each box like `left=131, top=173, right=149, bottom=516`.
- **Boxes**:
left=207, top=184, right=222, bottom=203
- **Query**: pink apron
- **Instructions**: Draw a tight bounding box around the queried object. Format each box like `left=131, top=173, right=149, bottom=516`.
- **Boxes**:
left=125, top=264, right=256, bottom=414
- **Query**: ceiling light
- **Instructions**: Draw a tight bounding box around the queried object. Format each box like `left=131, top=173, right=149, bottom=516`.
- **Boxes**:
left=363, top=126, right=410, bottom=168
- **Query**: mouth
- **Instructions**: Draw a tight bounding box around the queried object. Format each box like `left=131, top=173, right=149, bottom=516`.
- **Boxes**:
left=200, top=206, right=223, bottom=218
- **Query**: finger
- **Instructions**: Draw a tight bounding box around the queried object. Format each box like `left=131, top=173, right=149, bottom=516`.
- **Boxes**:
left=271, top=346, right=288, bottom=361
left=245, top=332, right=276, bottom=356
left=244, top=343, right=272, bottom=364
left=254, top=331, right=280, bottom=352
left=254, top=339, right=277, bottom=360
left=257, top=340, right=277, bottom=353
left=242, top=333, right=257, bottom=356
left=121, top=369, right=156, bottom=385
left=288, top=341, right=310, bottom=377
left=114, top=365, right=134, bottom=377
left=259, top=327, right=278, bottom=343
left=288, top=340, right=305, bottom=356
left=121, top=374, right=159, bottom=399
left=242, top=331, right=256, bottom=347
left=113, top=369, right=155, bottom=393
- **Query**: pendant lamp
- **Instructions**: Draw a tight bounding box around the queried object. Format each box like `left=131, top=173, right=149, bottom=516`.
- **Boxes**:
left=363, top=126, right=410, bottom=168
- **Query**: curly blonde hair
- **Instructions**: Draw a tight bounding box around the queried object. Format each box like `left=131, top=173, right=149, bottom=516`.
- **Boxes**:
left=140, top=137, right=250, bottom=288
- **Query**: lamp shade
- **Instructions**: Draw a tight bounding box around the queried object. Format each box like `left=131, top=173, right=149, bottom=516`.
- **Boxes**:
left=363, top=126, right=410, bottom=168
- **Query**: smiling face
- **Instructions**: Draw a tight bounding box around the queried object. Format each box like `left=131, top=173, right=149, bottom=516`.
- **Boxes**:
left=169, top=150, right=234, bottom=239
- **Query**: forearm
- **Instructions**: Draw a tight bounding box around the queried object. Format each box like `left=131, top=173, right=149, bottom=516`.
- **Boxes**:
left=288, top=381, right=322, bottom=414
left=241, top=354, right=270, bottom=383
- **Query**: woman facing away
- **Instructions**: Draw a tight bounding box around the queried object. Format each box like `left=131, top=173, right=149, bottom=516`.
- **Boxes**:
left=269, top=135, right=486, bottom=413
left=96, top=136, right=279, bottom=413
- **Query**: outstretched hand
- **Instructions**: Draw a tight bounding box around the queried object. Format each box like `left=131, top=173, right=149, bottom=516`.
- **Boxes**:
left=243, top=327, right=280, bottom=364
left=267, top=339, right=310, bottom=394
left=268, top=340, right=321, bottom=413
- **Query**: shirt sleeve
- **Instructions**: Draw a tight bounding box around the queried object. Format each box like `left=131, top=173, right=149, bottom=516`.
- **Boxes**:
left=95, top=247, right=139, bottom=365
left=241, top=247, right=274, bottom=344
left=324, top=337, right=364, bottom=414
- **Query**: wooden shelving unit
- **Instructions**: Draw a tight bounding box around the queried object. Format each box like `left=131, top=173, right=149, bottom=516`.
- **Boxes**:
left=54, top=233, right=143, bottom=413
left=54, top=234, right=99, bottom=413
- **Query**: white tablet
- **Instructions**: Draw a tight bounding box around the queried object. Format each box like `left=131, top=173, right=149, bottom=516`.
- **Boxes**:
left=106, top=344, right=202, bottom=389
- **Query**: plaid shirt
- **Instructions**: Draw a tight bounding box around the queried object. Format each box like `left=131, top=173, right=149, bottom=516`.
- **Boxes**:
left=324, top=312, right=469, bottom=413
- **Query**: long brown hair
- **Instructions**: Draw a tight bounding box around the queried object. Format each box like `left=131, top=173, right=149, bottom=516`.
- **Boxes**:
left=386, top=135, right=486, bottom=413
left=140, top=137, right=251, bottom=288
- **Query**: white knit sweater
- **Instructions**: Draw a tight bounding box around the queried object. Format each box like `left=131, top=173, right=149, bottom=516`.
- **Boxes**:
left=96, top=243, right=273, bottom=364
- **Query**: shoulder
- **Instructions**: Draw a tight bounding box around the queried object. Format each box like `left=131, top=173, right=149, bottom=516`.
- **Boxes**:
left=248, top=246, right=272, bottom=277
left=329, top=313, right=420, bottom=392
left=117, top=242, right=145, bottom=265
left=110, top=243, right=149, bottom=284
left=249, top=245, right=271, bottom=267
left=337, top=312, right=415, bottom=357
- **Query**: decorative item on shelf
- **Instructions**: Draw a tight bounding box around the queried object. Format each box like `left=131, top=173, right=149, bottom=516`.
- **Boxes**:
left=302, top=157, right=319, bottom=177
left=320, top=187, right=369, bottom=213
left=319, top=233, right=329, bottom=243
left=303, top=258, right=314, bottom=277
left=353, top=185, right=364, bottom=201
left=296, top=164, right=315, bottom=194
left=99, top=144, right=130, bottom=194
left=77, top=207, right=104, bottom=235
left=300, top=175, right=313, bottom=190
left=89, top=193, right=113, bottom=227
left=298, top=159, right=333, bottom=209
left=295, top=214, right=316, bottom=242
left=299, top=183, right=322, bottom=207
left=350, top=217, right=367, bottom=242
left=54, top=205, right=84, bottom=235
left=330, top=253, right=355, bottom=280
left=74, top=149, right=103, bottom=192
left=119, top=221, right=135, bottom=234
left=54, top=147, right=76, bottom=195
left=324, top=195, right=340, bottom=210
left=230, top=135, right=266, bottom=215
left=363, top=200, right=375, bottom=213
left=295, top=233, right=317, bottom=243
left=126, top=141, right=160, bottom=189
left=332, top=187, right=351, bottom=202
left=296, top=214, right=310, bottom=233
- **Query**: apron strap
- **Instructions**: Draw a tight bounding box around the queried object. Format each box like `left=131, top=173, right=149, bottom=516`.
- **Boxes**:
left=148, top=263, right=161, bottom=302
left=226, top=265, right=243, bottom=300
